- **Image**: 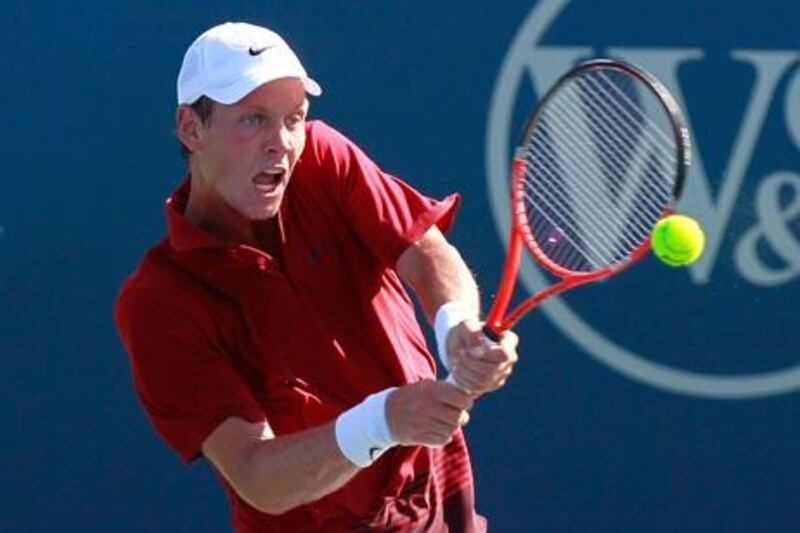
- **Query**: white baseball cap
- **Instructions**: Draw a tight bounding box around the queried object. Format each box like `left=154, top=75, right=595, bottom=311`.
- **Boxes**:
left=177, top=22, right=322, bottom=105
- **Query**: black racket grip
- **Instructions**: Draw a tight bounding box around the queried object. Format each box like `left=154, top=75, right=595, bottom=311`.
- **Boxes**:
left=482, top=324, right=502, bottom=343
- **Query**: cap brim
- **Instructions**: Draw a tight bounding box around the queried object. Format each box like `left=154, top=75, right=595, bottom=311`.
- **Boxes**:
left=205, top=73, right=322, bottom=105
left=303, top=77, right=322, bottom=97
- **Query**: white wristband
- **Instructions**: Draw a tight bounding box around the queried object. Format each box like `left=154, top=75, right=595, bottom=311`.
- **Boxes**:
left=334, top=387, right=398, bottom=468
left=434, top=301, right=473, bottom=371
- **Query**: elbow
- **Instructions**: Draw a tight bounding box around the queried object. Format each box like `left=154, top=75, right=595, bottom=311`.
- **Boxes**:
left=204, top=419, right=308, bottom=516
left=235, top=456, right=312, bottom=516
left=240, top=478, right=299, bottom=516
left=248, top=495, right=302, bottom=516
left=237, top=478, right=289, bottom=515
left=250, top=497, right=295, bottom=516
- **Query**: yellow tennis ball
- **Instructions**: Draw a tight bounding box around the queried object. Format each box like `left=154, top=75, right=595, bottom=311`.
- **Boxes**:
left=651, top=215, right=705, bottom=267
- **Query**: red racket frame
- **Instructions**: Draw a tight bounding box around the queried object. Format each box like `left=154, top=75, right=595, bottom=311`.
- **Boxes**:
left=482, top=59, right=690, bottom=341
left=483, top=159, right=672, bottom=340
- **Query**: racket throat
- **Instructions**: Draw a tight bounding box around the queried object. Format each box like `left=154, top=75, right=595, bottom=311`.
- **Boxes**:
left=485, top=229, right=523, bottom=333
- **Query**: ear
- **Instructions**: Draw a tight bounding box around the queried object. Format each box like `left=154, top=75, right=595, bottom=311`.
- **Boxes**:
left=176, top=104, right=205, bottom=154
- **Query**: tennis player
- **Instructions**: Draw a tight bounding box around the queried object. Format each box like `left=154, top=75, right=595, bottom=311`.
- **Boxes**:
left=115, top=22, right=518, bottom=532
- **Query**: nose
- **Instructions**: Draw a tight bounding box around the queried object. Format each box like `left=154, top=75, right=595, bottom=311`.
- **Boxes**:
left=263, top=125, right=291, bottom=155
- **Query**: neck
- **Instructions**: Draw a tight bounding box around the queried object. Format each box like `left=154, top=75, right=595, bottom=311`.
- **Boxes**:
left=184, top=170, right=257, bottom=246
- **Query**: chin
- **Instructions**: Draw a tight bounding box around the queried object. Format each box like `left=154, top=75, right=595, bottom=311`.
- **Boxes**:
left=237, top=196, right=282, bottom=221
left=247, top=206, right=280, bottom=221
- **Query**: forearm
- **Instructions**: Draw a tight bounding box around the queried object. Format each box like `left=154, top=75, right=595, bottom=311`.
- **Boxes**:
left=250, top=422, right=358, bottom=513
left=208, top=419, right=359, bottom=515
left=236, top=379, right=475, bottom=514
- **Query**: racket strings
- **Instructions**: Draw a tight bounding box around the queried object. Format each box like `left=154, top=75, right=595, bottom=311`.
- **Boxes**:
left=558, top=84, right=659, bottom=170
left=527, top=119, right=670, bottom=249
left=533, top=99, right=670, bottom=233
left=553, top=80, right=677, bottom=209
left=520, top=185, right=612, bottom=268
left=523, top=107, right=669, bottom=260
left=518, top=68, right=678, bottom=272
left=593, top=72, right=677, bottom=147
left=558, top=81, right=677, bottom=194
left=523, top=173, right=642, bottom=269
left=522, top=154, right=636, bottom=267
left=523, top=145, right=671, bottom=272
left=557, top=79, right=676, bottom=203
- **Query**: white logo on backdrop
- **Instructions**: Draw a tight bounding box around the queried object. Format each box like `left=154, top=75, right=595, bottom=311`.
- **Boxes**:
left=486, top=0, right=800, bottom=398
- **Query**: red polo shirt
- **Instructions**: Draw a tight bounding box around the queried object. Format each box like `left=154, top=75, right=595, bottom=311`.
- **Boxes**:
left=115, top=121, right=487, bottom=532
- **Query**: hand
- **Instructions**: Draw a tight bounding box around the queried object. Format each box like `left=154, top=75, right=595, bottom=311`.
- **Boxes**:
left=446, top=319, right=519, bottom=396
left=385, top=380, right=473, bottom=447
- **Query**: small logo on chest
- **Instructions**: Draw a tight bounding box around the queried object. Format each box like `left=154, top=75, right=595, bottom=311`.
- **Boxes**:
left=307, top=246, right=322, bottom=265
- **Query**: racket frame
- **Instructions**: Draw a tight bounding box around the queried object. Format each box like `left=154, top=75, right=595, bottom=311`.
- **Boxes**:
left=483, top=59, right=691, bottom=340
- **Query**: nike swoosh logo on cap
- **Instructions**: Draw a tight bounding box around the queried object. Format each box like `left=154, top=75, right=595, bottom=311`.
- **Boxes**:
left=248, top=46, right=272, bottom=56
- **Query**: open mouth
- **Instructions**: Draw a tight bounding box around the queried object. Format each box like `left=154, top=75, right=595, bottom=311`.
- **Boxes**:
left=253, top=169, right=286, bottom=195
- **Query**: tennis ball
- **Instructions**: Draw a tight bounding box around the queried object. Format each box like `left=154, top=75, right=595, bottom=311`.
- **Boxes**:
left=651, top=215, right=705, bottom=267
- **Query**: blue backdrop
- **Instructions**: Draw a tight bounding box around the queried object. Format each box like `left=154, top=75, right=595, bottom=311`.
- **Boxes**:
left=2, top=1, right=798, bottom=531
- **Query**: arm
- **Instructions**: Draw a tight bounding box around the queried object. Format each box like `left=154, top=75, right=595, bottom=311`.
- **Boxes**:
left=202, top=418, right=356, bottom=515
left=117, top=287, right=473, bottom=516
left=202, top=381, right=473, bottom=515
left=396, top=226, right=518, bottom=394
left=395, top=225, right=479, bottom=322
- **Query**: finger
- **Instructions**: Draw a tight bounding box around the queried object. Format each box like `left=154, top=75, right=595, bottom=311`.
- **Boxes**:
left=423, top=416, right=461, bottom=437
left=417, top=425, right=460, bottom=446
left=484, top=378, right=508, bottom=393
left=434, top=381, right=475, bottom=410
left=420, top=430, right=457, bottom=447
left=449, top=332, right=486, bottom=366
left=463, top=349, right=509, bottom=365
left=426, top=403, right=468, bottom=428
left=482, top=345, right=519, bottom=364
left=450, top=364, right=492, bottom=392
left=486, top=368, right=514, bottom=390
left=447, top=372, right=476, bottom=396
left=410, top=399, right=463, bottom=435
left=467, top=345, right=484, bottom=359
left=467, top=329, right=487, bottom=349
left=458, top=356, right=512, bottom=376
left=451, top=332, right=486, bottom=360
left=461, top=335, right=517, bottom=361
left=450, top=321, right=487, bottom=344
left=450, top=373, right=484, bottom=396
left=455, top=360, right=515, bottom=394
left=501, top=330, right=520, bottom=350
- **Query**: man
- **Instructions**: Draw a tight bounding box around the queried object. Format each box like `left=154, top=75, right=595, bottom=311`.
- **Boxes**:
left=115, top=22, right=518, bottom=532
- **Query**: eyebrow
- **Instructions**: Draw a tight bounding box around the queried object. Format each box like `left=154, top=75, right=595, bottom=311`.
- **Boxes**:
left=243, top=101, right=308, bottom=115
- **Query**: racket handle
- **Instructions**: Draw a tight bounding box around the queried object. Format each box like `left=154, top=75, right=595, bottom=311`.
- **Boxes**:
left=482, top=324, right=502, bottom=343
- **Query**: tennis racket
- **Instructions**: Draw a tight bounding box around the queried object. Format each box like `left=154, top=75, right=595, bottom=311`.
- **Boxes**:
left=458, top=57, right=691, bottom=365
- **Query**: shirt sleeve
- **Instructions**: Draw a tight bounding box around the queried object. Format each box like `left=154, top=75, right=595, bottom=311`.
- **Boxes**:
left=115, top=288, right=265, bottom=463
left=305, top=121, right=461, bottom=267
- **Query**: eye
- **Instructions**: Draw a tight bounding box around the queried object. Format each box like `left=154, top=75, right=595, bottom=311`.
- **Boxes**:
left=240, top=113, right=264, bottom=126
left=286, top=112, right=305, bottom=129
